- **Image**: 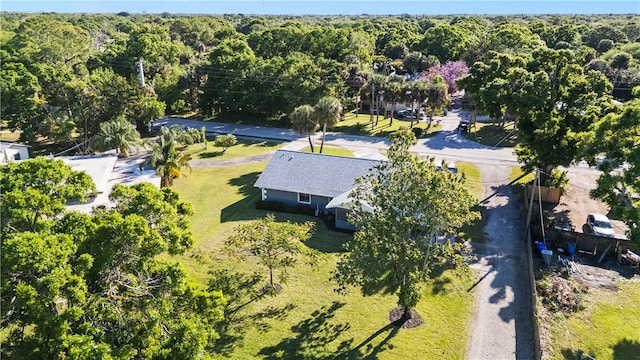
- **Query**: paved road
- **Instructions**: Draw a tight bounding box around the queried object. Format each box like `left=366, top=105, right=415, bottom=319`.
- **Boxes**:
left=157, top=110, right=519, bottom=166
left=158, top=110, right=536, bottom=359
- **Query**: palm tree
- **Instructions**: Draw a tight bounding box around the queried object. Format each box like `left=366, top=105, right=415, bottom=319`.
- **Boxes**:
left=290, top=105, right=318, bottom=152
left=424, top=77, right=450, bottom=131
left=411, top=80, right=429, bottom=128
left=384, top=77, right=405, bottom=127
left=370, top=74, right=387, bottom=127
left=148, top=126, right=192, bottom=187
left=96, top=116, right=141, bottom=157
left=313, top=96, right=343, bottom=154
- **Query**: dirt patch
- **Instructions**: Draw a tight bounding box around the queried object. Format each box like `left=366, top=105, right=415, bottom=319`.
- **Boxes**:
left=544, top=169, right=628, bottom=237
left=388, top=308, right=424, bottom=329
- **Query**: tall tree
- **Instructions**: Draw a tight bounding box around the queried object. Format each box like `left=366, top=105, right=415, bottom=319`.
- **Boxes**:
left=334, top=130, right=479, bottom=322
left=512, top=48, right=613, bottom=178
left=1, top=159, right=223, bottom=359
left=416, top=24, right=473, bottom=63
left=587, top=87, right=640, bottom=244
left=1, top=62, right=45, bottom=144
left=0, top=157, right=95, bottom=232
left=384, top=76, right=405, bottom=127
left=313, top=96, right=343, bottom=154
left=424, top=76, right=450, bottom=129
left=290, top=104, right=318, bottom=152
left=225, top=214, right=315, bottom=292
left=457, top=51, right=528, bottom=126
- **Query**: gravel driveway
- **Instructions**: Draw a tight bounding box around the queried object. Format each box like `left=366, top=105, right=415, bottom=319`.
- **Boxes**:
left=466, top=165, right=535, bottom=360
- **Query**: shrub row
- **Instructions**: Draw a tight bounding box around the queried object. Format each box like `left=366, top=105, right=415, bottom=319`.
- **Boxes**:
left=255, top=200, right=317, bottom=217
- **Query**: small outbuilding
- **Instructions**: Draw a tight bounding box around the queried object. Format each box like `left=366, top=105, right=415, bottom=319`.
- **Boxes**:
left=0, top=142, right=30, bottom=164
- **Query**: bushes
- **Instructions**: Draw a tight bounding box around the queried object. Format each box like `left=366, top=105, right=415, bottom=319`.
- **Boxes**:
left=255, top=200, right=316, bottom=216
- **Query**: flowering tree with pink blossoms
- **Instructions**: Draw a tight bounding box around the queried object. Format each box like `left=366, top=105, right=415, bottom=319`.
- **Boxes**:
left=425, top=61, right=469, bottom=94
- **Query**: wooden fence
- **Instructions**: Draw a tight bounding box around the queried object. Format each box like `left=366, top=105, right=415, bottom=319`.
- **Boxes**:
left=525, top=185, right=562, bottom=204
left=546, top=228, right=635, bottom=262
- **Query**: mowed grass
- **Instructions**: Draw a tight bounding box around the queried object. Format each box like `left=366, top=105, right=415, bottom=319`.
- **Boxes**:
left=545, top=281, right=640, bottom=360
left=171, top=158, right=476, bottom=359
left=183, top=139, right=283, bottom=160
left=461, top=122, right=517, bottom=147
left=456, top=162, right=488, bottom=243
left=509, top=166, right=535, bottom=185
left=333, top=112, right=442, bottom=138
left=298, top=145, right=354, bottom=157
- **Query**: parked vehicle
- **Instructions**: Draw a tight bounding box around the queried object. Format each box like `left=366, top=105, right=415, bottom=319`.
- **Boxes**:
left=395, top=109, right=425, bottom=121
left=458, top=119, right=470, bottom=132
left=586, top=213, right=615, bottom=237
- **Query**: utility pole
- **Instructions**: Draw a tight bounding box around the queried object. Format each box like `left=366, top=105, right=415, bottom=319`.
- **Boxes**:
left=370, top=80, right=375, bottom=130
left=138, top=58, right=146, bottom=87
left=525, top=169, right=539, bottom=242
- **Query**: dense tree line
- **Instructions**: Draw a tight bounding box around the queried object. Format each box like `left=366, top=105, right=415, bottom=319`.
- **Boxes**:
left=2, top=13, right=639, bottom=145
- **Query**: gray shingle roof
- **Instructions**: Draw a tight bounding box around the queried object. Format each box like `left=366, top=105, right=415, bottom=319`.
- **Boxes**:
left=254, top=150, right=382, bottom=197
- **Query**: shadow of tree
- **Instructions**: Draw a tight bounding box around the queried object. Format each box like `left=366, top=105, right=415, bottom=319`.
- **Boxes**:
left=348, top=323, right=400, bottom=359
left=563, top=339, right=640, bottom=360
left=257, top=301, right=353, bottom=360
left=198, top=150, right=225, bottom=158
left=304, top=227, right=351, bottom=254
left=228, top=171, right=261, bottom=197
left=612, top=338, right=640, bottom=359
left=461, top=124, right=517, bottom=147
left=220, top=171, right=262, bottom=223
left=251, top=303, right=298, bottom=334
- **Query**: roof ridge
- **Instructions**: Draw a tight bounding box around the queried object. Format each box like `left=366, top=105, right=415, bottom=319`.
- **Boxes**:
left=274, top=149, right=383, bottom=163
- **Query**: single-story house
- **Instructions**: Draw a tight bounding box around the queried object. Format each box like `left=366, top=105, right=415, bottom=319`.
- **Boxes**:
left=0, top=141, right=30, bottom=164
left=253, top=150, right=382, bottom=230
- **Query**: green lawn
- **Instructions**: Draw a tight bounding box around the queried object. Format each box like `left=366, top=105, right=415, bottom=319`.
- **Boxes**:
left=461, top=122, right=517, bottom=147
left=171, top=159, right=476, bottom=359
left=544, top=281, right=640, bottom=360
left=509, top=166, right=535, bottom=185
left=298, top=145, right=354, bottom=157
left=183, top=139, right=283, bottom=160
left=456, top=162, right=488, bottom=244
left=333, top=112, right=442, bottom=138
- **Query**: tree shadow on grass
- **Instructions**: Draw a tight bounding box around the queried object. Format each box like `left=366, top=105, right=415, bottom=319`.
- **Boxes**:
left=214, top=301, right=297, bottom=356
left=560, top=339, right=640, bottom=360
left=228, top=171, right=261, bottom=197
left=612, top=339, right=640, bottom=359
left=197, top=150, right=225, bottom=158
left=348, top=322, right=400, bottom=359
left=220, top=171, right=262, bottom=223
left=304, top=229, right=351, bottom=253
left=258, top=301, right=353, bottom=360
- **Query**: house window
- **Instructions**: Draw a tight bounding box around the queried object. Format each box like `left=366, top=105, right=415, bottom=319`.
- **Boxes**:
left=298, top=193, right=311, bottom=204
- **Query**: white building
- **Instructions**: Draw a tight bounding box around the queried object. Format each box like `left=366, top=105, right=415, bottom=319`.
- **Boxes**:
left=0, top=142, right=30, bottom=164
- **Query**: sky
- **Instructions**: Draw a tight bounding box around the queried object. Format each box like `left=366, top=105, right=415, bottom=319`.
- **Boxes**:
left=2, top=0, right=639, bottom=16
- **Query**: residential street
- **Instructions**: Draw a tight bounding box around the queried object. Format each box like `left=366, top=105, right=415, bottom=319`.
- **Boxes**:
left=158, top=110, right=536, bottom=359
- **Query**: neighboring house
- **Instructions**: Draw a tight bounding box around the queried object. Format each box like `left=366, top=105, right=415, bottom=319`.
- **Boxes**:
left=0, top=142, right=30, bottom=164
left=254, top=150, right=382, bottom=230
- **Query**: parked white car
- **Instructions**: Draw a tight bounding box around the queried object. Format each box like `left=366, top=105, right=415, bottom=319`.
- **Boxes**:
left=586, top=213, right=615, bottom=237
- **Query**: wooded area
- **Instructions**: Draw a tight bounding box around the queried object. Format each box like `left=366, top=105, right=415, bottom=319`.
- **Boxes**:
left=2, top=12, right=640, bottom=358
left=2, top=12, right=639, bottom=147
